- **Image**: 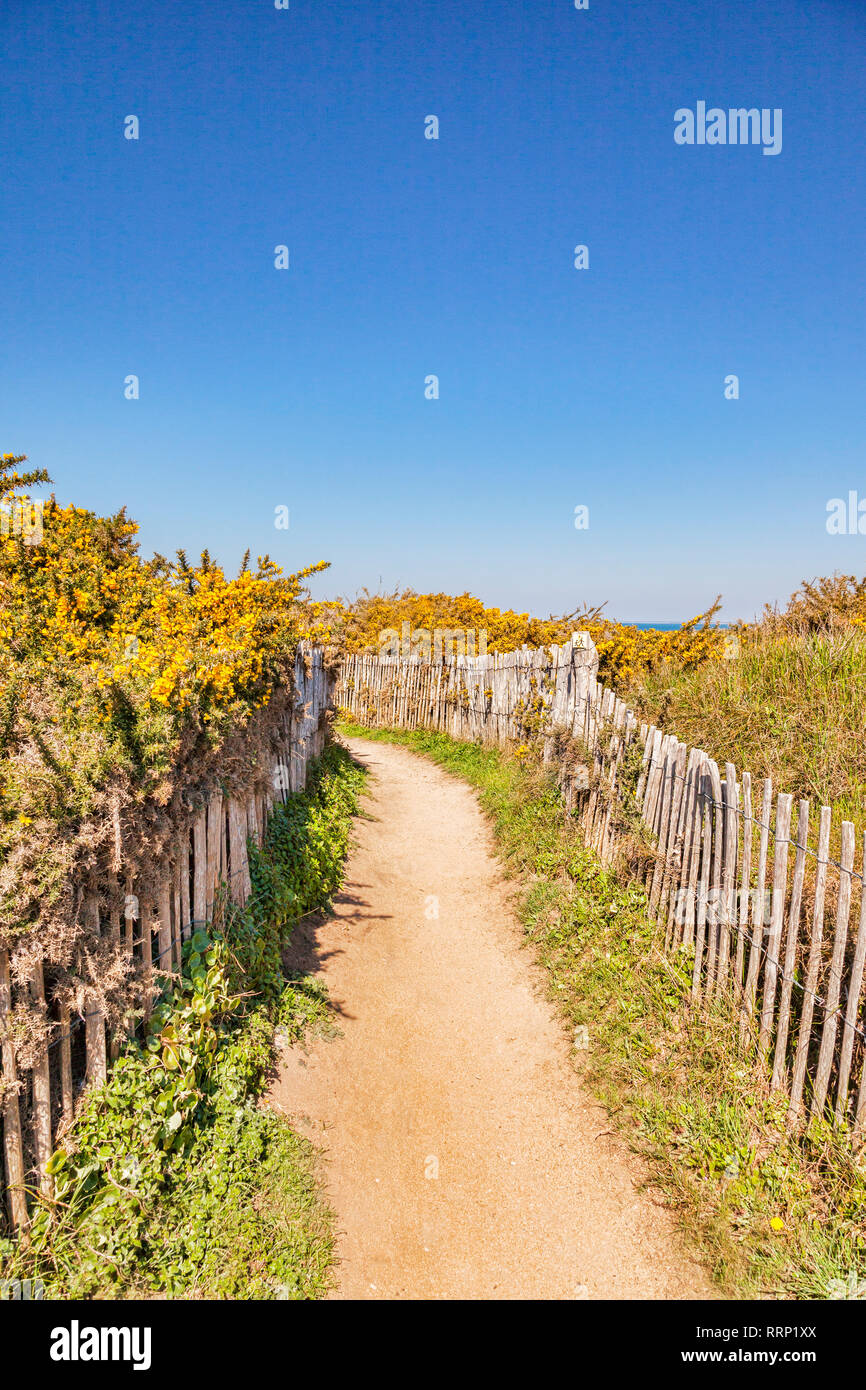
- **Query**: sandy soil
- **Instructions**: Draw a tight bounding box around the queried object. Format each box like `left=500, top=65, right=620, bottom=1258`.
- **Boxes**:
left=269, top=735, right=714, bottom=1301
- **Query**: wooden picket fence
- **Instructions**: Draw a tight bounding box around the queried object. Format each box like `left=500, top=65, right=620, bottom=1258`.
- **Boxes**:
left=0, top=645, right=332, bottom=1232
left=337, top=635, right=599, bottom=748
left=337, top=634, right=866, bottom=1135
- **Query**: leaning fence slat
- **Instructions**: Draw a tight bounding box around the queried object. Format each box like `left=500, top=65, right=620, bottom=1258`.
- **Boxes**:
left=124, top=877, right=136, bottom=955
left=59, top=1002, right=74, bottom=1125
left=635, top=726, right=656, bottom=808
left=679, top=751, right=707, bottom=950
left=811, top=820, right=856, bottom=1121
left=193, top=807, right=207, bottom=923
left=179, top=827, right=192, bottom=943
left=586, top=688, right=614, bottom=846
left=598, top=700, right=629, bottom=862
left=206, top=791, right=223, bottom=914
left=0, top=949, right=28, bottom=1230
left=788, top=806, right=832, bottom=1123
left=667, top=747, right=697, bottom=946
left=107, top=873, right=122, bottom=1063
left=740, top=778, right=773, bottom=1047
left=835, top=838, right=866, bottom=1121
left=648, top=734, right=673, bottom=849
left=123, top=877, right=137, bottom=1039
left=691, top=763, right=714, bottom=1003
left=246, top=793, right=259, bottom=848
left=641, top=729, right=664, bottom=834
left=228, top=798, right=250, bottom=905
left=714, top=763, right=739, bottom=994
left=84, top=889, right=107, bottom=1085
left=649, top=740, right=677, bottom=914
left=703, top=760, right=724, bottom=991
left=657, top=741, right=686, bottom=930
left=758, top=792, right=793, bottom=1061
left=670, top=754, right=692, bottom=945
left=733, top=771, right=753, bottom=992
left=172, top=849, right=183, bottom=969
left=654, top=740, right=683, bottom=917
left=141, top=895, right=154, bottom=1023
left=157, top=876, right=173, bottom=978
left=771, top=799, right=809, bottom=1091
left=29, top=961, right=53, bottom=1195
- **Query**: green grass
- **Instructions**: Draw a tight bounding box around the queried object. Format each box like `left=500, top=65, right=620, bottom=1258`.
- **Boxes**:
left=0, top=742, right=366, bottom=1299
left=339, top=719, right=866, bottom=1300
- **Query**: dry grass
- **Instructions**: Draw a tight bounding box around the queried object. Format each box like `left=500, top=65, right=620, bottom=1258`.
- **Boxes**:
left=625, top=626, right=866, bottom=837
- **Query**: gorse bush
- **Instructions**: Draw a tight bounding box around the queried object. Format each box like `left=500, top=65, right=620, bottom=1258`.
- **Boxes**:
left=0, top=452, right=338, bottom=946
left=761, top=573, right=866, bottom=633
left=0, top=453, right=331, bottom=845
left=0, top=743, right=366, bottom=1299
left=327, top=587, right=602, bottom=654
left=329, top=571, right=866, bottom=709
left=326, top=586, right=725, bottom=687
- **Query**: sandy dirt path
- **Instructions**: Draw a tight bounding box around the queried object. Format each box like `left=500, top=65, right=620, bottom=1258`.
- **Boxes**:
left=269, top=736, right=713, bottom=1300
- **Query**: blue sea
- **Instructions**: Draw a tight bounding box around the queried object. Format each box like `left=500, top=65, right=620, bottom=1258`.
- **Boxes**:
left=629, top=622, right=730, bottom=631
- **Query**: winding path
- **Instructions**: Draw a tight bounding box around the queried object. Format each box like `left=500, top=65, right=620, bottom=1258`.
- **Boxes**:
left=270, top=736, right=713, bottom=1301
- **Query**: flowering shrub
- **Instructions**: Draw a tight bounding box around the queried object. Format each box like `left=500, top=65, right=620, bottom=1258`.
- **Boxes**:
left=761, top=573, right=866, bottom=633
left=0, top=454, right=330, bottom=895
left=327, top=586, right=725, bottom=686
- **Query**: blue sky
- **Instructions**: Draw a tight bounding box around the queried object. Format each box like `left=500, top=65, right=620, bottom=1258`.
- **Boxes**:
left=2, top=0, right=865, bottom=622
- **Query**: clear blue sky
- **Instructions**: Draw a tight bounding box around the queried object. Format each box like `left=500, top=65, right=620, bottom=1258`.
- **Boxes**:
left=2, top=0, right=864, bottom=623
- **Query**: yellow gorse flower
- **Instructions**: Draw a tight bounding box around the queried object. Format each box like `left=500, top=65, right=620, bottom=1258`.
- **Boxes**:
left=327, top=588, right=725, bottom=688
left=0, top=468, right=332, bottom=836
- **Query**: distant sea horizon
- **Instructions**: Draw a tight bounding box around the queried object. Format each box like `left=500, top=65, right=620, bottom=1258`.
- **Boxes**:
left=627, top=622, right=731, bottom=631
